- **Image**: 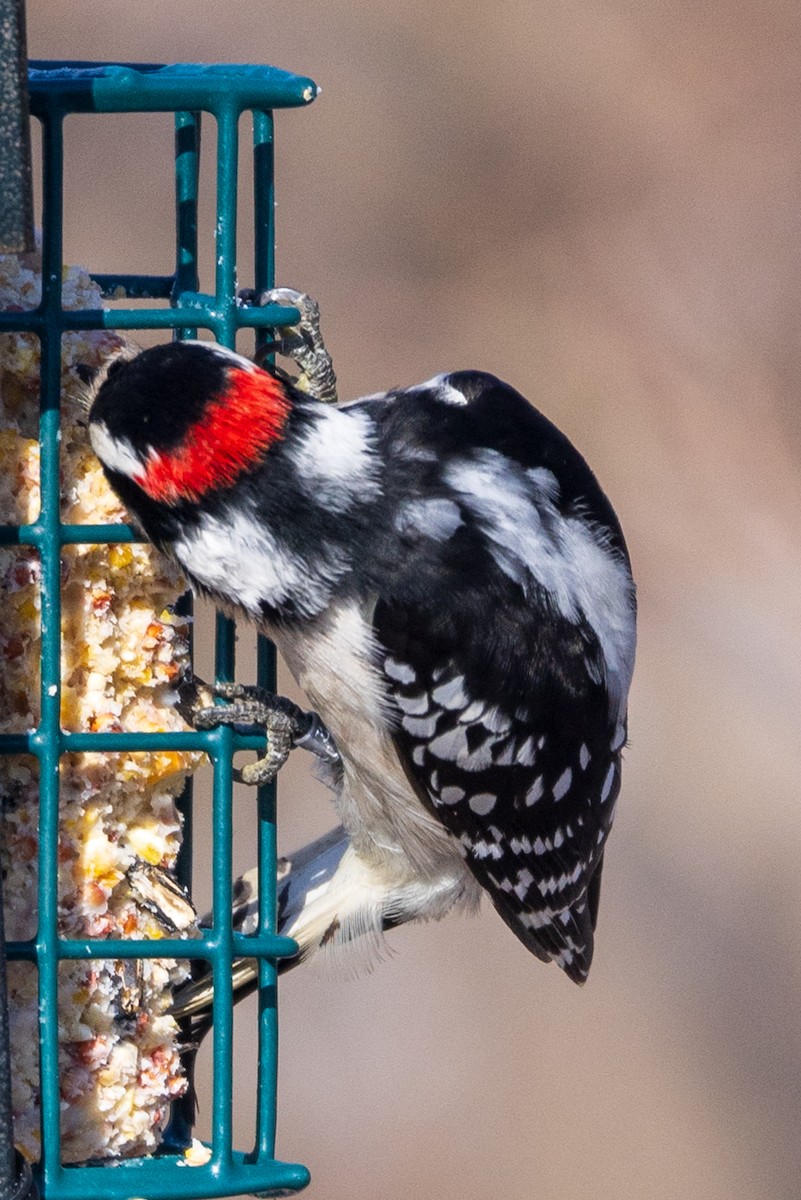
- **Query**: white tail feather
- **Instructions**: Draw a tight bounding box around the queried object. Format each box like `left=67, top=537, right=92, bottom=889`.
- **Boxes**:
left=172, top=825, right=477, bottom=1020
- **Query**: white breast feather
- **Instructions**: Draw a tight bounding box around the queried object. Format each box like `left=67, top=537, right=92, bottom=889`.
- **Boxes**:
left=173, top=502, right=349, bottom=619
left=273, top=601, right=467, bottom=882
left=269, top=601, right=478, bottom=966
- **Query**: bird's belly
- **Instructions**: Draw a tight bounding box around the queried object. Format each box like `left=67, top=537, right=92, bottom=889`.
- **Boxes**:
left=269, top=603, right=465, bottom=881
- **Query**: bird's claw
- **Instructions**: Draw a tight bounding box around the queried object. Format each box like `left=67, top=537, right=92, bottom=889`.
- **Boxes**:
left=179, top=675, right=338, bottom=786
left=241, top=286, right=338, bottom=405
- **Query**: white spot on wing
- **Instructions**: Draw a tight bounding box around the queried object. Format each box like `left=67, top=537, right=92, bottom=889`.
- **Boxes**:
left=470, top=839, right=504, bottom=861
left=516, top=737, right=537, bottom=766
left=414, top=373, right=469, bottom=405
left=526, top=777, right=545, bottom=806
left=553, top=767, right=573, bottom=802
left=518, top=910, right=550, bottom=930
left=395, top=498, right=463, bottom=541
left=437, top=381, right=469, bottom=406
left=385, top=657, right=416, bottom=685
left=440, top=786, right=465, bottom=805
left=579, top=743, right=591, bottom=770
left=538, top=862, right=582, bottom=896
left=394, top=691, right=430, bottom=716
left=482, top=707, right=511, bottom=734
left=526, top=466, right=562, bottom=501
left=459, top=740, right=495, bottom=771
left=401, top=713, right=439, bottom=739
left=468, top=792, right=497, bottom=815
left=428, top=725, right=469, bottom=760
left=514, top=868, right=534, bottom=901
left=432, top=675, right=469, bottom=709
left=600, top=761, right=616, bottom=803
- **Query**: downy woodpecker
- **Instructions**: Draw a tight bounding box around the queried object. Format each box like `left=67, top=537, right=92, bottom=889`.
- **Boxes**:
left=86, top=295, right=636, bottom=992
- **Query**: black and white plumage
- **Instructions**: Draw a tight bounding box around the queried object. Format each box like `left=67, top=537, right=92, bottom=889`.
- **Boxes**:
left=87, top=339, right=636, bottom=985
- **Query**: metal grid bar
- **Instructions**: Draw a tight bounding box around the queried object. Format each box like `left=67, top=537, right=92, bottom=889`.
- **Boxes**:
left=0, top=60, right=317, bottom=1199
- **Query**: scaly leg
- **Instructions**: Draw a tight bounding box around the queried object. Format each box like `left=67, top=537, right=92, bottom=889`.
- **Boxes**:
left=182, top=677, right=339, bottom=786
left=241, top=286, right=338, bottom=405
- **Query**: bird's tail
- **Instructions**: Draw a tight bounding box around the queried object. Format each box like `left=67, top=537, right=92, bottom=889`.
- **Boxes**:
left=172, top=824, right=474, bottom=1024
left=172, top=826, right=349, bottom=1021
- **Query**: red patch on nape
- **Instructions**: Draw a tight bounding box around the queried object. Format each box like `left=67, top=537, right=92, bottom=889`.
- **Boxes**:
left=138, top=366, right=291, bottom=504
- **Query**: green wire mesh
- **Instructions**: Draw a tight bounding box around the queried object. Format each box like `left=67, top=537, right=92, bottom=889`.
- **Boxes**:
left=0, top=60, right=317, bottom=1199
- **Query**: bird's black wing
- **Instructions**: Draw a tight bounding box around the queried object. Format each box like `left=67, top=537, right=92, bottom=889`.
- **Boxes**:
left=367, top=372, right=631, bottom=981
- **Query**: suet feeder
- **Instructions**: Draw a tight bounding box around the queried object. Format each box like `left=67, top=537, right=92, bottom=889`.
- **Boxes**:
left=0, top=54, right=317, bottom=1200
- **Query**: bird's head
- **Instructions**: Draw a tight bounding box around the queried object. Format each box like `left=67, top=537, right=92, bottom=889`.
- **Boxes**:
left=87, top=340, right=292, bottom=507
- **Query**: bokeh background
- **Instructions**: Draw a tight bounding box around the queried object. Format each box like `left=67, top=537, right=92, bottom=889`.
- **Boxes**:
left=25, top=2, right=801, bottom=1197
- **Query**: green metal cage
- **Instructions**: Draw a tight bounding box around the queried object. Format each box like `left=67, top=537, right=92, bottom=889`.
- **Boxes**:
left=0, top=60, right=317, bottom=1199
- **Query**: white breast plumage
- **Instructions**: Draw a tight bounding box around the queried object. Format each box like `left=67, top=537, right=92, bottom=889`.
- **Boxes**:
left=271, top=600, right=468, bottom=886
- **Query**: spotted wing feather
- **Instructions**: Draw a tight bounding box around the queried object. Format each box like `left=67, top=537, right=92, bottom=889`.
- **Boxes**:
left=369, top=374, right=631, bottom=982
left=377, top=588, right=620, bottom=981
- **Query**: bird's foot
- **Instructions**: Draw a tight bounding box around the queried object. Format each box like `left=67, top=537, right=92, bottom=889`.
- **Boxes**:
left=240, top=286, right=338, bottom=405
left=180, top=676, right=339, bottom=786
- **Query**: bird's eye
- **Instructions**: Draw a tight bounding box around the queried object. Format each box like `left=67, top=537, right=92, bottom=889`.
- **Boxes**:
left=75, top=362, right=97, bottom=386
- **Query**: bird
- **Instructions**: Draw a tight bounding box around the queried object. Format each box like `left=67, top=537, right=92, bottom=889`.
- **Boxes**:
left=85, top=292, right=636, bottom=1000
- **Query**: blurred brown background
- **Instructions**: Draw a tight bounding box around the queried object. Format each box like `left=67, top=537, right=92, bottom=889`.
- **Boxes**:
left=26, top=2, right=801, bottom=1197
